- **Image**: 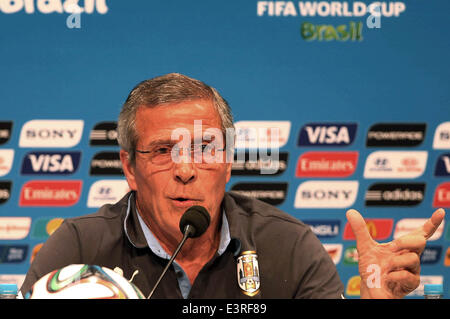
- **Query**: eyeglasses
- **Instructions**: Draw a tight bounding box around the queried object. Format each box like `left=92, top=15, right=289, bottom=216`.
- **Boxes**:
left=135, top=143, right=227, bottom=166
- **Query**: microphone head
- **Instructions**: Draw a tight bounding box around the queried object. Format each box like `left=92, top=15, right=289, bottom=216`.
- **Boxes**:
left=179, top=206, right=211, bottom=238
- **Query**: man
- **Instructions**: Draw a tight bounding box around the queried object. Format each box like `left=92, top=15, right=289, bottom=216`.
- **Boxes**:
left=21, top=73, right=445, bottom=299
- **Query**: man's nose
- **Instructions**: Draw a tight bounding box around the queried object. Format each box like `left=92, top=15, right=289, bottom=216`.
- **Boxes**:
left=173, top=161, right=197, bottom=184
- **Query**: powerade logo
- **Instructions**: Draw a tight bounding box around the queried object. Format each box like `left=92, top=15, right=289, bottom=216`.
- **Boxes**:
left=297, top=123, right=357, bottom=147
left=230, top=183, right=288, bottom=206
left=304, top=220, right=340, bottom=238
left=366, top=123, right=426, bottom=147
left=90, top=151, right=123, bottom=175
left=21, top=151, right=81, bottom=175
left=434, top=154, right=450, bottom=177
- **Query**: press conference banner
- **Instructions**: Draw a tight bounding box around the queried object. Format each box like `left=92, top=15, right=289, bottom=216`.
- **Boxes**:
left=0, top=0, right=449, bottom=298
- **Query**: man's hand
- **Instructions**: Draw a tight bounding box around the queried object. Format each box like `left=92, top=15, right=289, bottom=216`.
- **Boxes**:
left=346, top=208, right=445, bottom=299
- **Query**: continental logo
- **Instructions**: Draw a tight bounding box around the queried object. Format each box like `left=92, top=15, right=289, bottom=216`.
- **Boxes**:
left=343, top=219, right=393, bottom=241
left=296, top=151, right=358, bottom=177
left=366, top=123, right=426, bottom=147
left=365, top=183, right=425, bottom=207
left=19, top=180, right=82, bottom=207
left=297, top=123, right=357, bottom=147
left=0, top=0, right=109, bottom=14
left=230, top=183, right=288, bottom=206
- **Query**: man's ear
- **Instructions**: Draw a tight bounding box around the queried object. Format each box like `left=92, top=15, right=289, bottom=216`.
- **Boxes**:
left=120, top=149, right=137, bottom=190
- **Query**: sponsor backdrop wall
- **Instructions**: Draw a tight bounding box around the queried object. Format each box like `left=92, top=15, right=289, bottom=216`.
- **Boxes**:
left=0, top=0, right=449, bottom=298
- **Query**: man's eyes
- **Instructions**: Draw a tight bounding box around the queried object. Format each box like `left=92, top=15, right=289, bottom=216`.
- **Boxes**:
left=154, top=146, right=172, bottom=154
left=153, top=144, right=209, bottom=154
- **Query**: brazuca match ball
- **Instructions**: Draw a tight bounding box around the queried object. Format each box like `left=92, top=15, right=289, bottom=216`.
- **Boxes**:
left=24, top=264, right=144, bottom=299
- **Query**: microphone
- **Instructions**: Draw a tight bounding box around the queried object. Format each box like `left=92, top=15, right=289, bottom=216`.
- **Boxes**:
left=147, top=206, right=210, bottom=299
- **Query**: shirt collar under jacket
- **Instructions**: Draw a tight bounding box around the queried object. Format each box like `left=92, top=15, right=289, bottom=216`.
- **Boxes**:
left=123, top=191, right=241, bottom=256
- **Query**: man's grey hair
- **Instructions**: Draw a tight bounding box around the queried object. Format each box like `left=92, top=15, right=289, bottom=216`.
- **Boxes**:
left=117, top=73, right=234, bottom=164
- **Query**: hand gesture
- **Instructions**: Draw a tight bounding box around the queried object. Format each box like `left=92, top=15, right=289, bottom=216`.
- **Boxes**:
left=346, top=208, right=445, bottom=299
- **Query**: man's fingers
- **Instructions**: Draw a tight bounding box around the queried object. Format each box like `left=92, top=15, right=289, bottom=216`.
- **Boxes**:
left=346, top=209, right=375, bottom=252
left=386, top=270, right=420, bottom=295
left=390, top=235, right=426, bottom=254
left=418, top=208, right=445, bottom=239
left=388, top=252, right=421, bottom=274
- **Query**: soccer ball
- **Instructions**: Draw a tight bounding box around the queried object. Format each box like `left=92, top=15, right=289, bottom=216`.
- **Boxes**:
left=24, top=264, right=144, bottom=299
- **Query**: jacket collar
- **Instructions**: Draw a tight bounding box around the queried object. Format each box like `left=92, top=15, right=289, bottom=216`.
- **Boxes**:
left=123, top=191, right=243, bottom=255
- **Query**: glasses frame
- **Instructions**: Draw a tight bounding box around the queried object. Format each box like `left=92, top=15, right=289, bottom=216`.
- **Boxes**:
left=135, top=143, right=227, bottom=166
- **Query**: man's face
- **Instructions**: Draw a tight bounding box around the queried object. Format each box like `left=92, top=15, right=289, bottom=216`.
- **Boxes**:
left=120, top=99, right=232, bottom=244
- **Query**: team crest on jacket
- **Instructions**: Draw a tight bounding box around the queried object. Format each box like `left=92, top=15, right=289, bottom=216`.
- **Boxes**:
left=237, top=251, right=260, bottom=296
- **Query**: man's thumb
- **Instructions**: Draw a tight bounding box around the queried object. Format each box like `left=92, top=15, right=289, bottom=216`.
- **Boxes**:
left=346, top=209, right=375, bottom=252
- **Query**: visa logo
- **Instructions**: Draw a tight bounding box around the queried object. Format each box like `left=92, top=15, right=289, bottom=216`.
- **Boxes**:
left=434, top=154, right=450, bottom=177
left=21, top=151, right=81, bottom=175
left=298, top=123, right=357, bottom=146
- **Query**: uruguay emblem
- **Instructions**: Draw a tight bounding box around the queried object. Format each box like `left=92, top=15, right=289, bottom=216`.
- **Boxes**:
left=236, top=251, right=260, bottom=296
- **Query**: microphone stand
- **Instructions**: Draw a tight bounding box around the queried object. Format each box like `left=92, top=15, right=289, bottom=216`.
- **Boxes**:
left=147, top=224, right=195, bottom=299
